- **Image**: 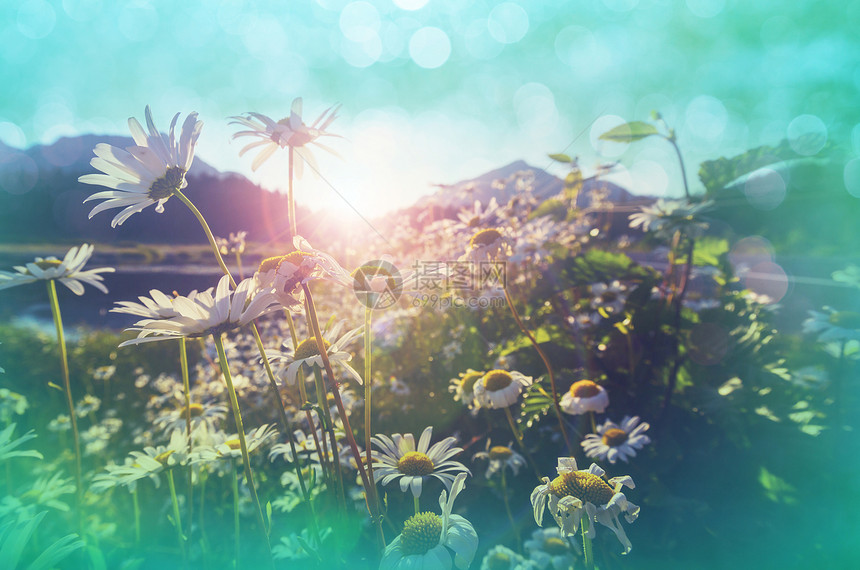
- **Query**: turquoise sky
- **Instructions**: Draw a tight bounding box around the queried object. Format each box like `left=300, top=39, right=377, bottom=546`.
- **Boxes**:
left=1, top=0, right=857, bottom=218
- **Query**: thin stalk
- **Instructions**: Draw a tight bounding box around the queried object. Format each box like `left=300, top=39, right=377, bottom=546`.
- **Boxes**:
left=212, top=334, right=273, bottom=565
left=312, top=365, right=345, bottom=508
left=413, top=495, right=420, bottom=516
left=234, top=251, right=244, bottom=280
left=288, top=147, right=297, bottom=238
left=46, top=280, right=83, bottom=536
left=500, top=467, right=521, bottom=552
left=132, top=487, right=141, bottom=546
left=660, top=238, right=695, bottom=419
left=302, top=283, right=386, bottom=549
left=199, top=471, right=210, bottom=561
left=581, top=512, right=595, bottom=570
left=173, top=189, right=233, bottom=280
left=231, top=464, right=240, bottom=569
left=363, top=306, right=378, bottom=512
left=501, top=285, right=572, bottom=453
left=503, top=407, right=541, bottom=480
left=179, top=338, right=193, bottom=541
left=166, top=470, right=187, bottom=565
left=664, top=134, right=690, bottom=198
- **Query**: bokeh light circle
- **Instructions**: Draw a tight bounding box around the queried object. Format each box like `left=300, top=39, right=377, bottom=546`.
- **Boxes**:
left=742, top=261, right=789, bottom=303
left=590, top=115, right=629, bottom=158
left=340, top=2, right=380, bottom=42
left=62, top=0, right=102, bottom=22
left=744, top=167, right=786, bottom=210
left=685, top=95, right=727, bottom=141
left=602, top=0, right=639, bottom=12
left=393, top=0, right=429, bottom=9
left=729, top=235, right=774, bottom=275
left=0, top=122, right=27, bottom=148
left=686, top=0, right=725, bottom=18
left=409, top=27, right=451, bottom=69
left=487, top=3, right=529, bottom=44
left=118, top=2, right=159, bottom=42
left=844, top=158, right=860, bottom=198
left=464, top=19, right=504, bottom=60
left=787, top=114, right=827, bottom=156
left=0, top=153, right=39, bottom=195
left=630, top=160, right=669, bottom=195
left=17, top=0, right=56, bottom=39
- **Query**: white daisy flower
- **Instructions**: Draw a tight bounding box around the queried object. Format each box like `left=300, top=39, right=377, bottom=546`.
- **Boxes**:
left=153, top=401, right=228, bottom=435
left=217, top=231, right=248, bottom=255
left=111, top=286, right=212, bottom=320
left=559, top=380, right=609, bottom=415
left=266, top=320, right=364, bottom=385
left=90, top=430, right=188, bottom=492
left=472, top=370, right=533, bottom=409
left=371, top=426, right=471, bottom=499
left=459, top=228, right=512, bottom=264
left=193, top=424, right=277, bottom=463
left=448, top=369, right=485, bottom=411
left=79, top=105, right=203, bottom=227
left=473, top=440, right=526, bottom=479
left=230, top=97, right=341, bottom=175
left=581, top=416, right=651, bottom=464
left=524, top=527, right=579, bottom=569
left=628, top=198, right=713, bottom=239
left=590, top=281, right=627, bottom=315
left=456, top=198, right=501, bottom=231
left=117, top=275, right=280, bottom=346
left=531, top=457, right=639, bottom=555
left=0, top=244, right=114, bottom=295
left=479, top=544, right=524, bottom=570
left=380, top=472, right=478, bottom=570
left=803, top=307, right=860, bottom=343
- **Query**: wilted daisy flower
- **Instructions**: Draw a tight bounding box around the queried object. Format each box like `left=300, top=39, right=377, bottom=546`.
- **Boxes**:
left=803, top=307, right=860, bottom=343
left=473, top=440, right=525, bottom=479
left=230, top=97, right=341, bottom=174
left=79, top=105, right=203, bottom=227
left=91, top=430, right=188, bottom=491
left=0, top=244, right=114, bottom=295
left=460, top=228, right=511, bottom=263
left=380, top=472, right=478, bottom=570
left=479, top=544, right=524, bottom=570
left=628, top=198, right=713, bottom=238
left=371, top=426, right=470, bottom=498
left=448, top=369, right=485, bottom=411
left=267, top=320, right=363, bottom=385
left=473, top=370, right=533, bottom=409
left=118, top=275, right=279, bottom=346
left=581, top=416, right=651, bottom=464
left=531, top=457, right=639, bottom=554
left=559, top=380, right=609, bottom=415
left=524, top=527, right=578, bottom=569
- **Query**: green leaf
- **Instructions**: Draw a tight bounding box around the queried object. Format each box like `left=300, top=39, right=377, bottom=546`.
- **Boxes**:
left=28, top=534, right=85, bottom=570
left=266, top=501, right=273, bottom=536
left=598, top=121, right=659, bottom=143
left=519, top=378, right=554, bottom=429
left=548, top=153, right=572, bottom=163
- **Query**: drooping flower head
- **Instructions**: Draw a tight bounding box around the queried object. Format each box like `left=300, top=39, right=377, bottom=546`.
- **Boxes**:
left=0, top=244, right=114, bottom=295
left=559, top=379, right=609, bottom=416
left=80, top=106, right=203, bottom=227
left=380, top=472, right=478, bottom=570
left=581, top=416, right=651, bottom=464
left=448, top=369, right=485, bottom=411
left=531, top=457, right=639, bottom=554
left=230, top=97, right=341, bottom=174
left=472, top=369, right=533, bottom=409
left=371, top=426, right=471, bottom=499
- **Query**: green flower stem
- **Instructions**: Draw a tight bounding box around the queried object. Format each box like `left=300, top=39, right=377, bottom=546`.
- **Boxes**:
left=503, top=406, right=542, bottom=480
left=235, top=250, right=244, bottom=280
left=589, top=411, right=597, bottom=434
left=309, top=366, right=335, bottom=489
left=175, top=188, right=314, bottom=515
left=413, top=495, right=420, bottom=516
left=302, top=283, right=386, bottom=549
left=581, top=511, right=595, bottom=570
left=199, top=470, right=210, bottom=559
left=179, top=338, right=193, bottom=541
left=660, top=238, right=695, bottom=418
left=213, top=334, right=274, bottom=566
left=132, top=487, right=141, bottom=546
left=312, top=365, right=346, bottom=510
left=231, top=463, right=240, bottom=569
left=364, top=306, right=379, bottom=514
left=166, top=469, right=187, bottom=564
left=500, top=466, right=521, bottom=553
left=46, top=280, right=83, bottom=535
left=501, top=285, right=573, bottom=454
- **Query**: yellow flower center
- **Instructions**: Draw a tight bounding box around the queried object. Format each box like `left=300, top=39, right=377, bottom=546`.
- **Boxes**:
left=276, top=251, right=317, bottom=293
left=488, top=446, right=513, bottom=460
left=351, top=264, right=396, bottom=292
left=485, top=551, right=512, bottom=570
left=183, top=403, right=204, bottom=417
left=224, top=439, right=242, bottom=451
left=469, top=228, right=502, bottom=248
left=542, top=536, right=570, bottom=555
left=401, top=511, right=443, bottom=555
left=483, top=370, right=513, bottom=392
left=459, top=370, right=484, bottom=394
left=33, top=259, right=62, bottom=270
left=397, top=451, right=435, bottom=476
left=570, top=380, right=601, bottom=398
left=258, top=255, right=284, bottom=274
left=294, top=337, right=331, bottom=361
left=602, top=427, right=628, bottom=447
left=154, top=450, right=176, bottom=465
left=829, top=311, right=860, bottom=330
left=549, top=470, right=614, bottom=506
left=149, top=166, right=186, bottom=200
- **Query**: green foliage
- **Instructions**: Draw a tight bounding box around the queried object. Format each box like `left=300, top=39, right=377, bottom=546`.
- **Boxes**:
left=597, top=121, right=659, bottom=143
left=0, top=511, right=83, bottom=570
left=528, top=198, right=567, bottom=222
left=518, top=377, right=553, bottom=429
left=547, top=153, right=572, bottom=163
left=557, top=248, right=654, bottom=287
